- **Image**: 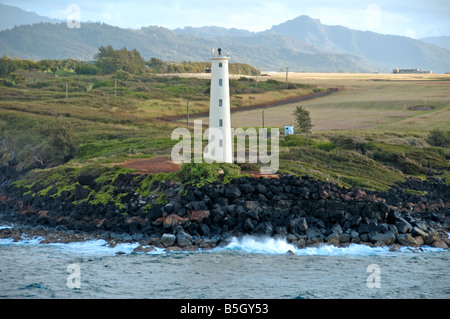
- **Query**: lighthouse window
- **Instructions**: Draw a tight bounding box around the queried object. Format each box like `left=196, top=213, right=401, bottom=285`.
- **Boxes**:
left=219, top=79, right=223, bottom=86
left=219, top=99, right=223, bottom=107
left=219, top=139, right=223, bottom=147
left=219, top=119, right=223, bottom=127
left=219, top=63, right=223, bottom=68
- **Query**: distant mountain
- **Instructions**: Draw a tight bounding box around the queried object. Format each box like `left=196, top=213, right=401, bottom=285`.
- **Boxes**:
left=0, top=3, right=61, bottom=31
left=173, top=26, right=255, bottom=38
left=267, top=15, right=450, bottom=73
left=1, top=6, right=449, bottom=73
left=420, top=36, right=450, bottom=51
left=0, top=22, right=377, bottom=72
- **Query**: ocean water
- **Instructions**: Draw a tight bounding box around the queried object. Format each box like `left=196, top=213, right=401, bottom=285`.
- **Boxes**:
left=0, top=225, right=449, bottom=299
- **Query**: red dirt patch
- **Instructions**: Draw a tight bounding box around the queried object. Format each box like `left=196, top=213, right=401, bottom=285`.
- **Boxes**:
left=119, top=157, right=279, bottom=178
left=119, top=156, right=181, bottom=174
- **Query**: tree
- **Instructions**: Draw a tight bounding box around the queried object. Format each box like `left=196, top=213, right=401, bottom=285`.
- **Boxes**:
left=147, top=57, right=165, bottom=73
left=39, top=113, right=79, bottom=163
left=95, top=46, right=145, bottom=74
left=292, top=105, right=313, bottom=146
left=0, top=132, right=18, bottom=166
left=0, top=55, right=17, bottom=77
left=75, top=63, right=99, bottom=75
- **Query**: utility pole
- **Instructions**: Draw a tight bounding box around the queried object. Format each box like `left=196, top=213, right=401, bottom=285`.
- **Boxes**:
left=262, top=109, right=265, bottom=129
left=186, top=101, right=189, bottom=127
left=65, top=82, right=68, bottom=100
left=286, top=67, right=289, bottom=88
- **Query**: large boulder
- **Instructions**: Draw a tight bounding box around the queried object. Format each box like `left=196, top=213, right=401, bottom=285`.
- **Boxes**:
left=244, top=201, right=259, bottom=211
left=411, top=226, right=428, bottom=239
left=256, top=183, right=267, bottom=194
left=176, top=230, right=193, bottom=247
left=188, top=210, right=210, bottom=223
left=240, top=183, right=255, bottom=194
left=243, top=217, right=256, bottom=231
left=326, top=232, right=340, bottom=245
left=369, top=231, right=396, bottom=245
left=397, top=234, right=418, bottom=246
left=225, top=186, right=241, bottom=199
left=395, top=218, right=413, bottom=234
left=163, top=214, right=189, bottom=229
left=254, top=222, right=274, bottom=236
left=161, top=233, right=176, bottom=247
left=306, top=226, right=321, bottom=240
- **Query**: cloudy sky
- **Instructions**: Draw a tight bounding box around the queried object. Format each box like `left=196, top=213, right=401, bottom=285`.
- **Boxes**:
left=3, top=0, right=449, bottom=38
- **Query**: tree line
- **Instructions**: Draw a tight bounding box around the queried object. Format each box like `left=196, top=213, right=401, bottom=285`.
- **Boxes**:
left=1, top=46, right=260, bottom=80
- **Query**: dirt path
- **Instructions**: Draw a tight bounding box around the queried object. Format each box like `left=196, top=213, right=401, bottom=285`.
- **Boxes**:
left=157, top=87, right=342, bottom=126
left=118, top=89, right=342, bottom=175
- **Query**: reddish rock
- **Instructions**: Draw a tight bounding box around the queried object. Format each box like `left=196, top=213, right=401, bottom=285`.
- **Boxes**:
left=341, top=193, right=352, bottom=201
left=126, top=216, right=146, bottom=225
left=397, top=234, right=418, bottom=246
left=188, top=210, right=210, bottom=223
left=153, top=216, right=165, bottom=226
left=38, top=210, right=49, bottom=217
left=96, top=218, right=107, bottom=228
left=319, top=190, right=329, bottom=199
left=431, top=240, right=448, bottom=249
left=163, top=214, right=189, bottom=229
left=354, top=189, right=366, bottom=200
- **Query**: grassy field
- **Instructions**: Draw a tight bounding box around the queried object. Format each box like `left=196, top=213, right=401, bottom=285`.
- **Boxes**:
left=190, top=72, right=450, bottom=190
left=1, top=70, right=449, bottom=195
left=197, top=72, right=450, bottom=132
left=0, top=70, right=314, bottom=168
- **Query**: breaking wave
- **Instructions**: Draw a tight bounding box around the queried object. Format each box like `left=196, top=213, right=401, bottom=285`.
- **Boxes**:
left=216, top=235, right=447, bottom=256
left=0, top=225, right=447, bottom=256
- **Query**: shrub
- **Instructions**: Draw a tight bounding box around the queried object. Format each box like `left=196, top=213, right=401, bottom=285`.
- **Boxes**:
left=281, top=135, right=316, bottom=147
left=92, top=80, right=113, bottom=89
left=314, top=141, right=336, bottom=152
left=75, top=63, right=99, bottom=75
left=329, top=134, right=368, bottom=152
left=0, top=55, right=17, bottom=77
left=39, top=114, right=79, bottom=163
left=176, top=160, right=242, bottom=186
left=426, top=129, right=450, bottom=148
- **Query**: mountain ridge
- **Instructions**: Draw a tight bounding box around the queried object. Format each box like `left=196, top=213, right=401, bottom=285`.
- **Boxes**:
left=420, top=36, right=450, bottom=51
left=1, top=6, right=449, bottom=73
left=0, top=21, right=377, bottom=72
left=266, top=15, right=450, bottom=72
left=0, top=3, right=61, bottom=31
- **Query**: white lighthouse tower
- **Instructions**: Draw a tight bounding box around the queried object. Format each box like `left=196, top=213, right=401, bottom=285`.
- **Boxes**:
left=206, top=48, right=233, bottom=163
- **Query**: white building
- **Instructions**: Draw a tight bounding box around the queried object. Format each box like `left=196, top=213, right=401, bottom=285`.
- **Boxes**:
left=205, top=49, right=233, bottom=163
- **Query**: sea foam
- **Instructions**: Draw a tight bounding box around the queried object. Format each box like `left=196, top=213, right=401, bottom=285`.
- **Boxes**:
left=217, top=235, right=447, bottom=256
left=0, top=225, right=447, bottom=256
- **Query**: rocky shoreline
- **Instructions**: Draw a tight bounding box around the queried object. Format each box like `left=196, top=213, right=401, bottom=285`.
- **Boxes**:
left=1, top=165, right=449, bottom=253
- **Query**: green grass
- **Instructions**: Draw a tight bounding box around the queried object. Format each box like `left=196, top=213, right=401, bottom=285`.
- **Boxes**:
left=279, top=146, right=405, bottom=191
left=277, top=131, right=449, bottom=191
left=2, top=70, right=449, bottom=196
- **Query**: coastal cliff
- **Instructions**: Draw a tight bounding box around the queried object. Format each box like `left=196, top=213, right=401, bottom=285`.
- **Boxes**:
left=1, top=165, right=449, bottom=251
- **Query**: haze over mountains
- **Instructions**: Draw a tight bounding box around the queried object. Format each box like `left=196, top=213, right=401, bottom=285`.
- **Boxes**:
left=0, top=3, right=61, bottom=31
left=1, top=3, right=450, bottom=73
